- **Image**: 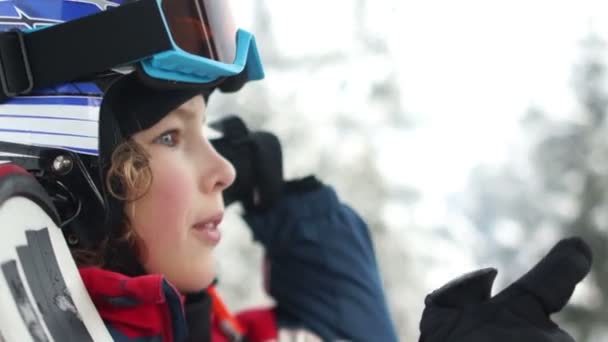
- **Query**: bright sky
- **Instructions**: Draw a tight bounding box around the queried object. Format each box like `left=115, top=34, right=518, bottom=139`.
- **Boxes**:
left=383, top=0, right=608, bottom=283
left=384, top=0, right=608, bottom=224
left=235, top=0, right=608, bottom=197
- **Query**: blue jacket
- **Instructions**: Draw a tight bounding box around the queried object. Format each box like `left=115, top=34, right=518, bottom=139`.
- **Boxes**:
left=245, top=182, right=398, bottom=341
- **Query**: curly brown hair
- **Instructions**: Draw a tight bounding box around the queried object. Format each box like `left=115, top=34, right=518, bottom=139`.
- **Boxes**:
left=71, top=139, right=153, bottom=276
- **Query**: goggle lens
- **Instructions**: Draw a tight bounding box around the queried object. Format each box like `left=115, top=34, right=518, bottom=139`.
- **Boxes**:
left=162, top=0, right=238, bottom=64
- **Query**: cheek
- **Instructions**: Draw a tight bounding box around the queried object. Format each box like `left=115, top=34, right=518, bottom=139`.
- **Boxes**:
left=151, top=165, right=192, bottom=213
left=132, top=158, right=196, bottom=241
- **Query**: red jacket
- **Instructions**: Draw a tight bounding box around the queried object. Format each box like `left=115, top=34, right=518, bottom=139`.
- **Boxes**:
left=79, top=267, right=278, bottom=342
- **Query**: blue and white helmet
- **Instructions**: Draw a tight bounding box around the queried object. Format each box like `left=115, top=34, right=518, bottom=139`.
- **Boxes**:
left=0, top=0, right=129, bottom=246
left=0, top=83, right=102, bottom=157
left=0, top=0, right=128, bottom=159
left=0, top=0, right=125, bottom=30
left=0, top=83, right=108, bottom=248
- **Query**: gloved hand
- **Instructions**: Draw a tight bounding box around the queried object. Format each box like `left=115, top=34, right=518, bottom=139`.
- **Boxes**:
left=210, top=115, right=284, bottom=210
left=419, top=237, right=592, bottom=342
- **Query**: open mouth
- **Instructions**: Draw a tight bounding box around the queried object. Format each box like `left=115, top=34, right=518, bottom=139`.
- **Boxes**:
left=192, top=213, right=223, bottom=245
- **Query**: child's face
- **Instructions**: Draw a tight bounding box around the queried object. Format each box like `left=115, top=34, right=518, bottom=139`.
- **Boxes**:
left=128, top=95, right=235, bottom=292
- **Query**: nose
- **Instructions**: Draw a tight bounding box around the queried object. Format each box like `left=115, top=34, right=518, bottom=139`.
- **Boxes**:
left=197, top=139, right=236, bottom=194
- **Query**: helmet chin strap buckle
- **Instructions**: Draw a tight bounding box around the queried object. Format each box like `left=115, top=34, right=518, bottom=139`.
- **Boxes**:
left=0, top=29, right=34, bottom=97
left=0, top=141, right=106, bottom=246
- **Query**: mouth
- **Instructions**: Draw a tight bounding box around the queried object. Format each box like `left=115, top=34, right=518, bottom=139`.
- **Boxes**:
left=192, top=212, right=224, bottom=245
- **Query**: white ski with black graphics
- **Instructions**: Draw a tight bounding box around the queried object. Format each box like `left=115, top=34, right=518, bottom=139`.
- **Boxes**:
left=0, top=166, right=112, bottom=342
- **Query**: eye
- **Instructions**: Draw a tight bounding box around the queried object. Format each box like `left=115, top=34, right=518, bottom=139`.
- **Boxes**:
left=154, top=130, right=180, bottom=147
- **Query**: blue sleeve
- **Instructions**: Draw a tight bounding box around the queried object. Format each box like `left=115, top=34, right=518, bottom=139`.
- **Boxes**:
left=244, top=185, right=398, bottom=342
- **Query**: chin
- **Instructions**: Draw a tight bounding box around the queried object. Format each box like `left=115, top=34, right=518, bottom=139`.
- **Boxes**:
left=179, top=264, right=215, bottom=293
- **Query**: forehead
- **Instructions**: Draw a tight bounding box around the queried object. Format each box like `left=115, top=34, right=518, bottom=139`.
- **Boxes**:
left=163, top=95, right=222, bottom=138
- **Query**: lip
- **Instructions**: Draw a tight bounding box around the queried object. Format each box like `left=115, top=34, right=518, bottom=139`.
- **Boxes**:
left=192, top=212, right=224, bottom=245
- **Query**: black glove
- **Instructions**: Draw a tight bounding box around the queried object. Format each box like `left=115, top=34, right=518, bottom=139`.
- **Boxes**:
left=211, top=115, right=284, bottom=210
left=419, top=237, right=592, bottom=342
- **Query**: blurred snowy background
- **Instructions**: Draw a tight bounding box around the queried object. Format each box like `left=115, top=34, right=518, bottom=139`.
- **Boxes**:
left=209, top=1, right=608, bottom=340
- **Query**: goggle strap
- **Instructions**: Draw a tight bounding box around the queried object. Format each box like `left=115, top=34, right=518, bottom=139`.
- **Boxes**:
left=0, top=0, right=173, bottom=101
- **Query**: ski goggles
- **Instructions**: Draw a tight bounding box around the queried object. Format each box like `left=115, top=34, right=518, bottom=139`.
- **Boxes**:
left=0, top=0, right=264, bottom=100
